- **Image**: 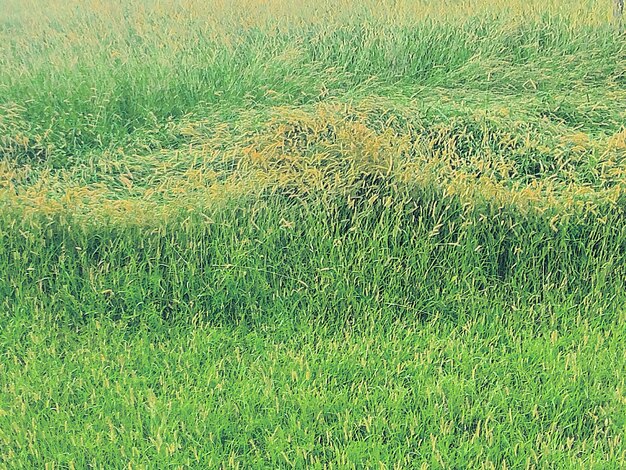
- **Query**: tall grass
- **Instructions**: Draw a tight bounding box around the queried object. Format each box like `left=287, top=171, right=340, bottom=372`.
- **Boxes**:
left=1, top=0, right=626, bottom=467
left=1, top=0, right=624, bottom=164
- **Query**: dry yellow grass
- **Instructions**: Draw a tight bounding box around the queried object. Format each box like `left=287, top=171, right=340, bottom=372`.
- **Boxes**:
left=2, top=101, right=625, bottom=228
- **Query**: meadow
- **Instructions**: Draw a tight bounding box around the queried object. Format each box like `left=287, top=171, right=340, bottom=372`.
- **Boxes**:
left=1, top=0, right=626, bottom=467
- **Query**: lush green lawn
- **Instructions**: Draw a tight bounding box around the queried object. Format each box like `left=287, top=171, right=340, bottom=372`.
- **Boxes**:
left=2, top=305, right=626, bottom=467
left=1, top=0, right=626, bottom=467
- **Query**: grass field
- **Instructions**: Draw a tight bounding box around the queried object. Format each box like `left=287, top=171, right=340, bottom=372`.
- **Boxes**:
left=1, top=0, right=626, bottom=467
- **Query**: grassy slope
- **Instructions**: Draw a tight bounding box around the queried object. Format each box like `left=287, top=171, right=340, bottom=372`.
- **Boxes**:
left=1, top=0, right=626, bottom=467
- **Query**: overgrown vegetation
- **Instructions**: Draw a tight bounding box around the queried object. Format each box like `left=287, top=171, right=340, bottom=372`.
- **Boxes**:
left=1, top=0, right=625, bottom=467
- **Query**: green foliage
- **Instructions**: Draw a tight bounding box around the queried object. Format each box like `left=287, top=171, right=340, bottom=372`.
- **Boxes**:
left=1, top=0, right=626, bottom=467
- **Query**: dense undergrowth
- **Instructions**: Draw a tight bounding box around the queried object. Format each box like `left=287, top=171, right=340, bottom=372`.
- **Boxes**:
left=1, top=0, right=626, bottom=467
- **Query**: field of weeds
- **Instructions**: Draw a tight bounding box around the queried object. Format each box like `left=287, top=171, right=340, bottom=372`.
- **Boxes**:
left=1, top=0, right=626, bottom=467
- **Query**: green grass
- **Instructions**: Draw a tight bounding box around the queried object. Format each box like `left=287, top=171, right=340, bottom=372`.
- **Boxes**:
left=3, top=307, right=626, bottom=468
left=1, top=0, right=626, bottom=467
